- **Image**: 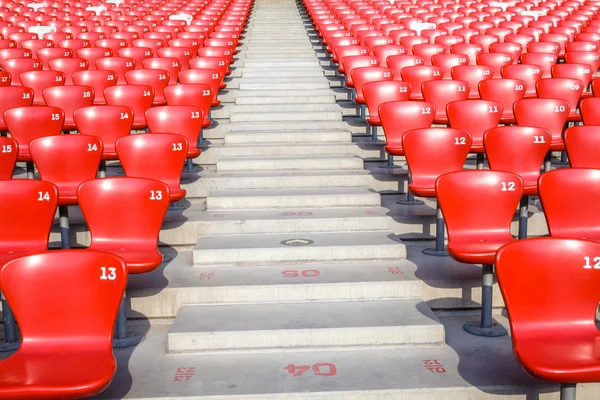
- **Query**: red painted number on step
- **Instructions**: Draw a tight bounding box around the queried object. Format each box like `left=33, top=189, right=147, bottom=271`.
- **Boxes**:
left=280, top=212, right=313, bottom=216
left=284, top=363, right=337, bottom=377
left=212, top=214, right=225, bottom=218
left=200, top=273, right=214, bottom=280
left=365, top=210, right=377, bottom=215
left=174, top=367, right=196, bottom=382
left=388, top=267, right=404, bottom=275
left=423, top=360, right=446, bottom=373
left=281, top=270, right=320, bottom=278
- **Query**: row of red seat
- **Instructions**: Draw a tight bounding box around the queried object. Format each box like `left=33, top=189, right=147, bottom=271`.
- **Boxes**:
left=307, top=0, right=600, bottom=398
left=0, top=0, right=252, bottom=398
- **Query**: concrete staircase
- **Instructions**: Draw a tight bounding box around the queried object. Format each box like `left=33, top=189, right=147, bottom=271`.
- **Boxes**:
left=84, top=0, right=599, bottom=398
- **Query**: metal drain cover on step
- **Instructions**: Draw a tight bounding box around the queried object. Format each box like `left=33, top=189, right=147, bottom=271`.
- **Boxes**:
left=281, top=238, right=314, bottom=246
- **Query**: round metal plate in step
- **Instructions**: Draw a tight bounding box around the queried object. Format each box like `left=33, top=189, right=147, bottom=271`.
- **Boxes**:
left=281, top=238, right=314, bottom=246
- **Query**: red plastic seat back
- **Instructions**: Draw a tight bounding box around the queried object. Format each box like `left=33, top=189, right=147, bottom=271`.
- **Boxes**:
left=479, top=78, right=527, bottom=123
left=412, top=43, right=447, bottom=65
left=447, top=99, right=502, bottom=152
left=362, top=81, right=411, bottom=125
left=495, top=237, right=600, bottom=381
left=143, top=57, right=182, bottom=85
left=48, top=57, right=88, bottom=85
left=351, top=66, right=393, bottom=102
left=580, top=98, right=600, bottom=125
left=401, top=65, right=443, bottom=100
left=489, top=42, right=522, bottom=61
left=564, top=51, right=600, bottom=76
left=163, top=84, right=213, bottom=127
left=431, top=53, right=469, bottom=79
left=0, top=179, right=58, bottom=255
left=42, top=85, right=94, bottom=129
left=539, top=169, right=600, bottom=239
left=116, top=133, right=188, bottom=202
left=95, top=57, right=135, bottom=85
left=158, top=47, right=194, bottom=70
left=1, top=58, right=42, bottom=85
left=437, top=170, right=523, bottom=250
left=74, top=105, right=133, bottom=159
left=178, top=69, right=222, bottom=106
left=104, top=85, right=154, bottom=129
left=5, top=106, right=64, bottom=161
left=514, top=98, right=570, bottom=150
left=189, top=56, right=230, bottom=78
left=422, top=79, right=470, bottom=122
left=372, top=44, right=407, bottom=67
left=340, top=55, right=380, bottom=86
left=0, top=86, right=33, bottom=130
left=501, top=64, right=543, bottom=97
left=450, top=43, right=483, bottom=65
left=403, top=128, right=472, bottom=197
left=37, top=47, right=73, bottom=70
left=484, top=126, right=551, bottom=195
left=0, top=71, right=10, bottom=86
left=72, top=70, right=117, bottom=105
left=476, top=52, right=513, bottom=78
left=197, top=46, right=233, bottom=63
left=536, top=78, right=584, bottom=114
left=387, top=54, right=424, bottom=77
left=77, top=177, right=169, bottom=274
left=564, top=126, right=600, bottom=168
left=551, top=63, right=594, bottom=95
left=520, top=53, right=557, bottom=79
left=19, top=70, right=66, bottom=105
left=77, top=48, right=112, bottom=71
left=450, top=65, right=493, bottom=98
left=379, top=101, right=435, bottom=154
left=1, top=250, right=126, bottom=353
left=125, top=69, right=169, bottom=105
left=146, top=106, right=203, bottom=158
left=30, top=135, right=102, bottom=205
left=0, top=136, right=17, bottom=179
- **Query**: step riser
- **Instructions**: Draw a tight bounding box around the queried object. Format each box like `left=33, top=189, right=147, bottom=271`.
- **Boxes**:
left=223, top=130, right=350, bottom=144
left=216, top=158, right=362, bottom=172
left=206, top=193, right=381, bottom=210
left=234, top=94, right=336, bottom=104
left=229, top=111, right=342, bottom=122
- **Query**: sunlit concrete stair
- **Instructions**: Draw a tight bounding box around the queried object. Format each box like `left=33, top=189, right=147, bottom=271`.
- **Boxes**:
left=217, top=155, right=363, bottom=172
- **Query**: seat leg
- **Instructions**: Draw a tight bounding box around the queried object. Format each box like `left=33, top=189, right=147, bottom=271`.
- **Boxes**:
left=59, top=205, right=70, bottom=249
left=423, top=203, right=449, bottom=256
left=476, top=153, right=485, bottom=170
left=560, top=383, right=577, bottom=400
left=26, top=161, right=35, bottom=179
left=98, top=160, right=107, bottom=178
left=379, top=153, right=402, bottom=169
left=0, top=292, right=19, bottom=352
left=351, top=88, right=356, bottom=102
left=113, top=294, right=145, bottom=348
left=359, top=104, right=366, bottom=121
left=397, top=172, right=424, bottom=205
left=544, top=152, right=552, bottom=172
left=186, top=159, right=193, bottom=171
left=518, top=196, right=528, bottom=240
left=464, top=264, right=508, bottom=337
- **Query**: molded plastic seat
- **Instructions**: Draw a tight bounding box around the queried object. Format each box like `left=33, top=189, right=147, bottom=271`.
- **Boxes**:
left=143, top=57, right=181, bottom=85
left=42, top=85, right=94, bottom=130
left=552, top=63, right=594, bottom=98
left=78, top=49, right=111, bottom=70
left=437, top=170, right=522, bottom=264
left=95, top=57, right=135, bottom=86
left=514, top=98, right=570, bottom=151
left=362, top=81, right=411, bottom=126
left=422, top=79, right=470, bottom=123
left=0, top=71, right=10, bottom=87
left=450, top=43, right=483, bottom=65
left=19, top=70, right=66, bottom=105
left=158, top=47, right=194, bottom=70
left=351, top=66, right=393, bottom=104
left=74, top=106, right=133, bottom=160
left=387, top=54, right=424, bottom=77
left=0, top=136, right=17, bottom=179
left=164, top=84, right=213, bottom=129
left=484, top=126, right=551, bottom=196
left=564, top=52, right=600, bottom=79
left=48, top=58, right=88, bottom=85
left=451, top=65, right=493, bottom=99
left=5, top=106, right=64, bottom=161
left=412, top=43, right=447, bottom=65
left=116, top=133, right=188, bottom=202
left=0, top=87, right=34, bottom=130
left=0, top=249, right=126, bottom=399
left=117, top=47, right=152, bottom=70
left=476, top=52, right=512, bottom=78
left=495, top=237, right=600, bottom=384
left=0, top=179, right=58, bottom=265
left=501, top=64, right=543, bottom=97
left=78, top=177, right=169, bottom=274
left=104, top=85, right=154, bottom=130
left=30, top=135, right=102, bottom=205
left=431, top=53, right=469, bottom=79
left=520, top=53, right=558, bottom=78
left=372, top=44, right=406, bottom=67
left=36, top=47, right=73, bottom=70
left=189, top=56, right=231, bottom=81
left=580, top=98, right=600, bottom=125
left=125, top=69, right=169, bottom=105
left=340, top=55, right=380, bottom=87
left=479, top=78, right=527, bottom=123
left=146, top=106, right=203, bottom=159
left=72, top=70, right=117, bottom=105
left=536, top=78, right=584, bottom=122
left=197, top=46, right=234, bottom=64
left=564, top=126, right=600, bottom=169
left=490, top=42, right=522, bottom=61
left=1, top=58, right=42, bottom=85
left=379, top=101, right=435, bottom=156
left=401, top=65, right=443, bottom=100
left=447, top=99, right=502, bottom=153
left=403, top=128, right=471, bottom=198
left=0, top=48, right=32, bottom=66
left=178, top=69, right=222, bottom=107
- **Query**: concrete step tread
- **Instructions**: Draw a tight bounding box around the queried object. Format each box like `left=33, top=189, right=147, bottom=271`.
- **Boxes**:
left=229, top=110, right=342, bottom=123
left=167, top=299, right=444, bottom=353
left=208, top=186, right=378, bottom=198
left=223, top=130, right=351, bottom=144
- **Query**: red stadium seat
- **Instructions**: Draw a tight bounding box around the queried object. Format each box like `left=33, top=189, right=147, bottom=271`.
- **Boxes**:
left=340, top=55, right=380, bottom=88
left=520, top=53, right=557, bottom=79
left=451, top=65, right=493, bottom=99
left=158, top=46, right=194, bottom=70
left=104, top=85, right=154, bottom=130
left=189, top=56, right=230, bottom=84
left=37, top=47, right=73, bottom=70
left=95, top=57, right=135, bottom=85
left=178, top=69, right=222, bottom=106
left=95, top=39, right=128, bottom=55
left=197, top=46, right=234, bottom=64
left=0, top=136, right=17, bottom=179
left=447, top=99, right=502, bottom=166
left=72, top=70, right=117, bottom=105
left=0, top=48, right=32, bottom=66
left=21, top=40, right=53, bottom=58
left=118, top=47, right=153, bottom=69
left=450, top=43, right=483, bottom=65
left=476, top=52, right=512, bottom=78
left=164, top=84, right=213, bottom=129
left=143, top=57, right=182, bottom=85
left=437, top=170, right=522, bottom=336
left=1, top=58, right=42, bottom=85
left=580, top=98, right=600, bottom=125
left=422, top=79, right=470, bottom=123
left=551, top=63, right=594, bottom=98
left=146, top=105, right=203, bottom=159
left=125, top=69, right=169, bottom=105
left=412, top=43, right=447, bottom=65
left=401, top=65, right=443, bottom=100
left=116, top=133, right=188, bottom=202
left=564, top=126, right=600, bottom=169
left=351, top=66, right=393, bottom=120
left=0, top=250, right=126, bottom=398
left=564, top=52, right=600, bottom=79
left=0, top=71, right=10, bottom=86
left=431, top=53, right=469, bottom=79
left=58, top=39, right=91, bottom=54
left=501, top=64, right=543, bottom=97
left=387, top=54, right=424, bottom=77
left=403, top=128, right=471, bottom=255
left=495, top=237, right=600, bottom=399
left=42, top=85, right=94, bottom=130
left=489, top=42, right=522, bottom=61
left=362, top=80, right=411, bottom=140
left=479, top=78, right=527, bottom=123
left=514, top=98, right=570, bottom=152
left=78, top=177, right=169, bottom=274
left=372, top=44, right=406, bottom=67
left=536, top=78, right=584, bottom=122
left=0, top=86, right=33, bottom=130
left=19, top=70, right=66, bottom=105
left=77, top=48, right=112, bottom=71
left=48, top=57, right=88, bottom=85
